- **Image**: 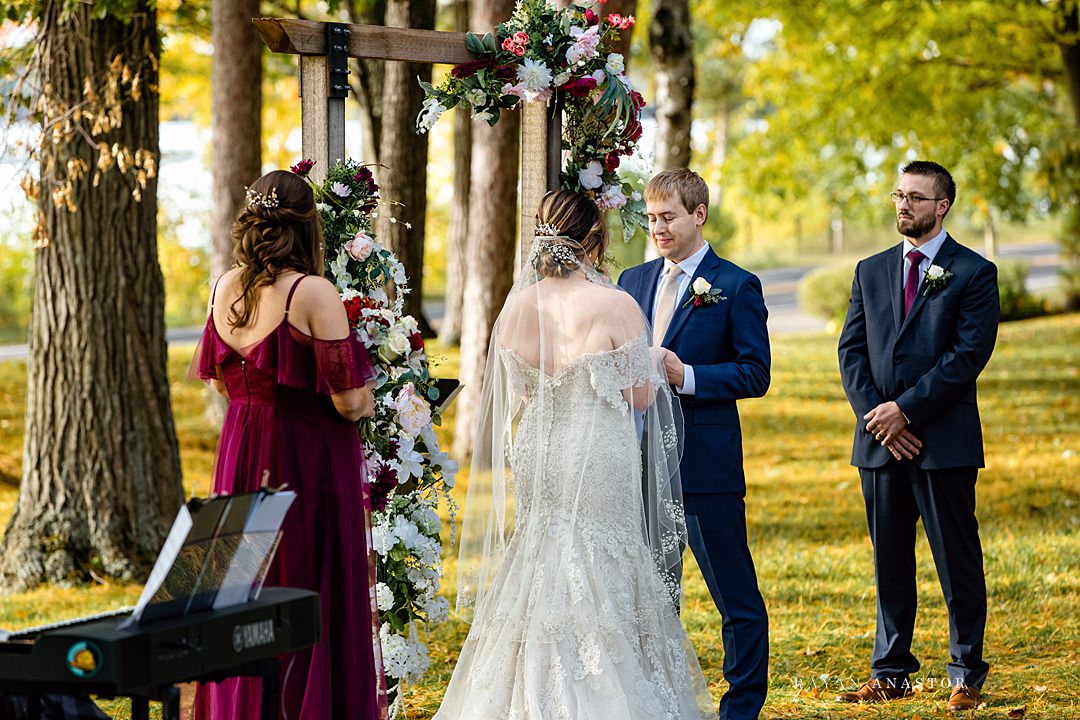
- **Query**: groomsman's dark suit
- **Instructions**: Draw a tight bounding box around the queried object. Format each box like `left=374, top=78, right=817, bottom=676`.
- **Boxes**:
left=838, top=231, right=999, bottom=693
left=620, top=245, right=771, bottom=720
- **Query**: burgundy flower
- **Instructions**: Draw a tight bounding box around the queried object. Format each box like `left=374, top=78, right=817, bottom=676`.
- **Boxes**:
left=693, top=296, right=704, bottom=307
left=604, top=152, right=620, bottom=171
left=494, top=64, right=516, bottom=81
left=625, top=118, right=643, bottom=142
left=355, top=166, right=373, bottom=183
left=630, top=89, right=646, bottom=109
left=408, top=332, right=424, bottom=353
left=450, top=58, right=493, bottom=79
left=290, top=158, right=315, bottom=176
left=565, top=76, right=598, bottom=98
left=585, top=9, right=599, bottom=25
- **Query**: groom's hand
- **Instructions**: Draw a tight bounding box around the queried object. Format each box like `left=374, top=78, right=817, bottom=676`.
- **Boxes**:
left=883, top=428, right=923, bottom=460
left=863, top=401, right=908, bottom=445
left=659, top=348, right=685, bottom=389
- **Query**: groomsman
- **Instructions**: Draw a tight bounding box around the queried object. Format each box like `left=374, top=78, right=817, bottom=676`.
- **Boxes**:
left=836, top=161, right=999, bottom=713
left=619, top=168, right=771, bottom=720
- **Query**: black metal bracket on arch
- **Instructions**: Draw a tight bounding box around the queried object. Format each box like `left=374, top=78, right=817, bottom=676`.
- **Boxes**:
left=326, top=23, right=351, bottom=99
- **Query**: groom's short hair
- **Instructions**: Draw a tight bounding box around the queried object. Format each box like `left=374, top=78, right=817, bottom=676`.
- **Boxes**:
left=646, top=169, right=710, bottom=217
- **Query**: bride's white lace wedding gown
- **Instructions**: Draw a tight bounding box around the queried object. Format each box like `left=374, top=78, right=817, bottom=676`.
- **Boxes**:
left=434, top=335, right=715, bottom=720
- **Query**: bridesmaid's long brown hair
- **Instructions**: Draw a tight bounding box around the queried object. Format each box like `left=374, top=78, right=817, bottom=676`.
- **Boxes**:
left=228, top=170, right=323, bottom=328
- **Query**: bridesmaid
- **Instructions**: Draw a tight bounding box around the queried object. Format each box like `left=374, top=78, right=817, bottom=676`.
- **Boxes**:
left=192, top=169, right=388, bottom=719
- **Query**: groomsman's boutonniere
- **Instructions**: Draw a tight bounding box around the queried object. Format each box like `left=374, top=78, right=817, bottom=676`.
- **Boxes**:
left=922, top=264, right=953, bottom=296
left=683, top=277, right=727, bottom=308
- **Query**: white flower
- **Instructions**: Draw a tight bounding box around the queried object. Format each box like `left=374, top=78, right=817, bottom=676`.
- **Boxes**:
left=417, top=97, right=447, bottom=133
left=392, top=514, right=422, bottom=550
left=692, top=277, right=713, bottom=294
left=605, top=53, right=625, bottom=75
left=631, top=191, right=642, bottom=201
left=371, top=522, right=396, bottom=557
left=379, top=326, right=410, bottom=363
left=465, top=88, right=487, bottom=108
left=517, top=57, right=553, bottom=94
left=316, top=202, right=331, bottom=214
left=329, top=181, right=351, bottom=198
left=376, top=582, right=395, bottom=612
left=344, top=231, right=374, bottom=261
left=591, top=68, right=606, bottom=85
left=473, top=110, right=494, bottom=123
left=926, top=264, right=945, bottom=280
left=552, top=70, right=572, bottom=87
left=578, top=160, right=604, bottom=190
left=396, top=433, right=425, bottom=480
left=419, top=594, right=449, bottom=624
left=411, top=504, right=442, bottom=535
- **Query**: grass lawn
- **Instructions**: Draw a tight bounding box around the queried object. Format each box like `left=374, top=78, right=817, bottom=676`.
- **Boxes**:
left=0, top=314, right=1077, bottom=719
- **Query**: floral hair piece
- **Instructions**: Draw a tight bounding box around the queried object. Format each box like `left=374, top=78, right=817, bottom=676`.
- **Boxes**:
left=535, top=222, right=562, bottom=237
left=245, top=187, right=280, bottom=210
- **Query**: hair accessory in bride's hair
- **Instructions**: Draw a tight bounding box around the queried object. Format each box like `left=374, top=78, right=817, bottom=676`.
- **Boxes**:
left=245, top=186, right=280, bottom=210
left=534, top=222, right=562, bottom=237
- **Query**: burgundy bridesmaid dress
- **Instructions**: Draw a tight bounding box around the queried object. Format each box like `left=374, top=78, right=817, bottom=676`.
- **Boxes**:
left=192, top=275, right=387, bottom=720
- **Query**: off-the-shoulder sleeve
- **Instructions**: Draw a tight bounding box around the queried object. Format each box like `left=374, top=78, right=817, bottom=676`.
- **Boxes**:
left=187, top=320, right=221, bottom=382
left=312, top=332, right=377, bottom=395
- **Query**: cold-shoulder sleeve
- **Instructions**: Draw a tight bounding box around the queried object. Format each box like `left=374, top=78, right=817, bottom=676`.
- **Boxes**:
left=312, top=332, right=377, bottom=395
left=187, top=319, right=221, bottom=382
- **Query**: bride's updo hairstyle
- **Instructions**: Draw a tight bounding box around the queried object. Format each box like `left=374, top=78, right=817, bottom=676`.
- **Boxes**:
left=533, top=189, right=609, bottom=278
left=229, top=169, right=323, bottom=328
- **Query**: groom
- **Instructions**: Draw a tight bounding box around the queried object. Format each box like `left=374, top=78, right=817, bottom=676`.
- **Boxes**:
left=618, top=168, right=771, bottom=720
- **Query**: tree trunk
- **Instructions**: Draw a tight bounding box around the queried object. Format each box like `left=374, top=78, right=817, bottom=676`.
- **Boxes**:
left=375, top=0, right=437, bottom=332
left=452, top=0, right=520, bottom=461
left=346, top=0, right=388, bottom=164
left=1059, top=0, right=1080, bottom=129
left=649, top=0, right=695, bottom=171
left=0, top=0, right=183, bottom=591
left=439, top=0, right=472, bottom=346
left=209, top=0, right=262, bottom=423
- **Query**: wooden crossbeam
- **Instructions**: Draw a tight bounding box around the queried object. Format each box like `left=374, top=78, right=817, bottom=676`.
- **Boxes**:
left=253, top=18, right=473, bottom=65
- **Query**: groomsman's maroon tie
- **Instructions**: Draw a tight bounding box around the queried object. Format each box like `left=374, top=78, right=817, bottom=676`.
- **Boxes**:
left=903, top=248, right=925, bottom=317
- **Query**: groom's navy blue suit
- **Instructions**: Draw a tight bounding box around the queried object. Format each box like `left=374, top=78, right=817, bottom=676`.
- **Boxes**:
left=838, top=233, right=998, bottom=689
left=619, top=245, right=771, bottom=720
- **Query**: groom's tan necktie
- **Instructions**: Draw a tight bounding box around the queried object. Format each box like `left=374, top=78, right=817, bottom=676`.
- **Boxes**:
left=652, top=264, right=683, bottom=345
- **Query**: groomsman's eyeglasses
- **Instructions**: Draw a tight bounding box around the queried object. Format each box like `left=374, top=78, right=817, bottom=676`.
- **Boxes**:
left=890, top=192, right=944, bottom=206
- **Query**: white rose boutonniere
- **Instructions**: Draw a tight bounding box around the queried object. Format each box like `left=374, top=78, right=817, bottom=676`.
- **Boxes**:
left=683, top=277, right=728, bottom=308
left=922, top=264, right=953, bottom=296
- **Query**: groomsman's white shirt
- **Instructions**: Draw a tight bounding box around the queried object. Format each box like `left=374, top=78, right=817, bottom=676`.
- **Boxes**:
left=651, top=242, right=711, bottom=395
left=902, top=227, right=947, bottom=289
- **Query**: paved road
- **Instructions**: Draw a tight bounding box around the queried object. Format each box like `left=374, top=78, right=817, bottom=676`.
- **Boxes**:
left=0, top=242, right=1061, bottom=362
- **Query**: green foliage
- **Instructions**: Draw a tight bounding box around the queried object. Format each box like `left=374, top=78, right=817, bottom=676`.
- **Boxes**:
left=0, top=241, right=31, bottom=343
left=797, top=263, right=855, bottom=328
left=158, top=233, right=208, bottom=329
left=996, top=258, right=1046, bottom=322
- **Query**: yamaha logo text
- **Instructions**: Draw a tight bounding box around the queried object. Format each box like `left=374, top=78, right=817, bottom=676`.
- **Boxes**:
left=232, top=619, right=276, bottom=653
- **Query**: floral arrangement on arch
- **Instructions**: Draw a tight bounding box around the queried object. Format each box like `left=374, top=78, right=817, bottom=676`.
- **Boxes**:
left=417, top=0, right=648, bottom=241
left=292, top=158, right=459, bottom=715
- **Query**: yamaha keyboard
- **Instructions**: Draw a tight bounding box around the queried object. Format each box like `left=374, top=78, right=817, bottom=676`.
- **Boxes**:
left=0, top=587, right=320, bottom=720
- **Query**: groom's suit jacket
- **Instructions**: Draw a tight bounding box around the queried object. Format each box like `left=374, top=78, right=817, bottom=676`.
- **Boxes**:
left=619, top=246, right=771, bottom=494
left=838, top=234, right=999, bottom=470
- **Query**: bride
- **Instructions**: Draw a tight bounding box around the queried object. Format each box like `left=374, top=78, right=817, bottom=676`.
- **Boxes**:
left=435, top=190, right=715, bottom=719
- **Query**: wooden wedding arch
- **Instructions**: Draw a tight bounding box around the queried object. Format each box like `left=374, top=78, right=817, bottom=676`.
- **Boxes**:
left=253, top=17, right=563, bottom=265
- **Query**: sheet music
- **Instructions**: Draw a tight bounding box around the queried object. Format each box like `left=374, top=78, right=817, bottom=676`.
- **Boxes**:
left=212, top=491, right=296, bottom=609
left=122, top=504, right=194, bottom=628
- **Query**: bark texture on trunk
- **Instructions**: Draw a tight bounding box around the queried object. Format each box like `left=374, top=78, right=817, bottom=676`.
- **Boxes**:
left=439, top=0, right=472, bottom=346
left=208, top=0, right=262, bottom=424
left=452, top=0, right=520, bottom=461
left=649, top=0, right=695, bottom=171
left=0, top=0, right=183, bottom=591
left=375, top=0, right=437, bottom=329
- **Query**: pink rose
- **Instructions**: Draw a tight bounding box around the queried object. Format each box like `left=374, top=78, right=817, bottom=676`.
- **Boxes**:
left=345, top=232, right=374, bottom=261
left=513, top=31, right=529, bottom=45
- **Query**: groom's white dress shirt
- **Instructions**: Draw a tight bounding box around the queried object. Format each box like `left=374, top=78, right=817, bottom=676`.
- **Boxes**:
left=651, top=242, right=711, bottom=396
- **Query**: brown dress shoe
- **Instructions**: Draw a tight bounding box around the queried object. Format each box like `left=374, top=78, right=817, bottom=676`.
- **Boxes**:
left=835, top=677, right=912, bottom=703
left=948, top=685, right=981, bottom=712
